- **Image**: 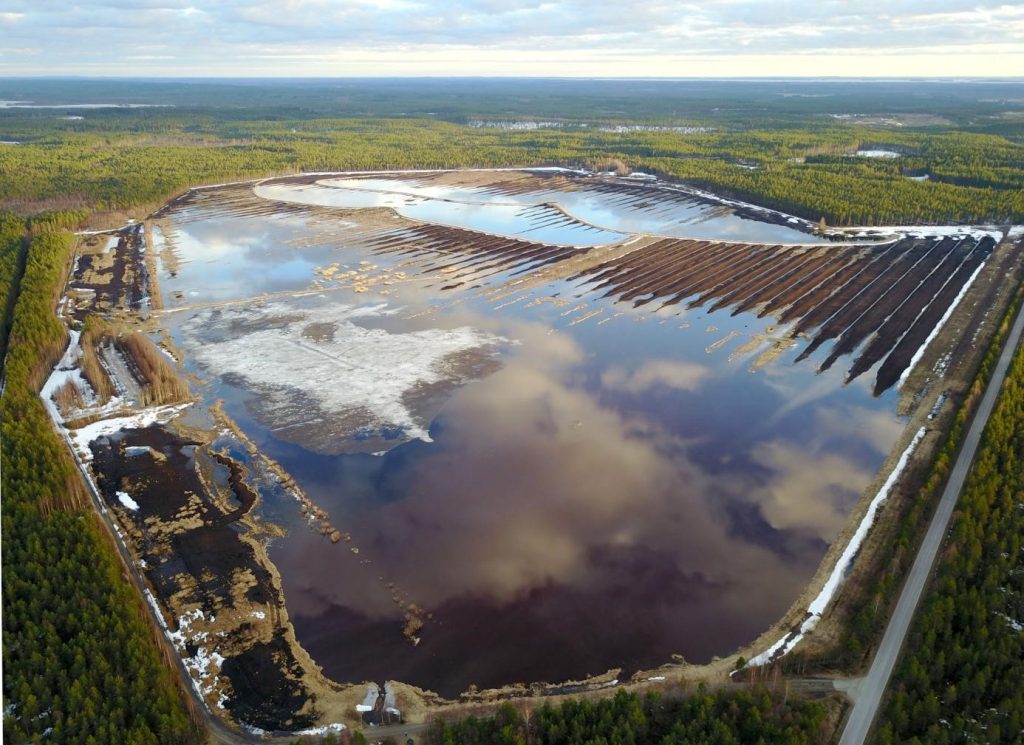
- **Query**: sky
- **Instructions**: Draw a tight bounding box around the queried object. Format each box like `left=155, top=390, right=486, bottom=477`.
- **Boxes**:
left=0, top=1, right=1022, bottom=77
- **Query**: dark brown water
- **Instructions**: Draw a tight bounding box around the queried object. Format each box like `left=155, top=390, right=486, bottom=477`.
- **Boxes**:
left=164, top=174, right=905, bottom=697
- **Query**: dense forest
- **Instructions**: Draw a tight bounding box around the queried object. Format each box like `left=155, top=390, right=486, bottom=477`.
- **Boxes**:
left=1, top=79, right=1023, bottom=225
left=426, top=687, right=832, bottom=745
left=874, top=332, right=1024, bottom=742
left=2, top=79, right=1023, bottom=743
left=2, top=78, right=1023, bottom=126
left=772, top=283, right=1024, bottom=676
left=0, top=211, right=27, bottom=363
left=0, top=216, right=195, bottom=743
left=0, top=122, right=1020, bottom=225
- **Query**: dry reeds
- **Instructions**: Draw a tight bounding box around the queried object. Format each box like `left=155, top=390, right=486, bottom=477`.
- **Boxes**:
left=53, top=378, right=85, bottom=414
left=80, top=315, right=115, bottom=402
left=116, top=331, right=190, bottom=406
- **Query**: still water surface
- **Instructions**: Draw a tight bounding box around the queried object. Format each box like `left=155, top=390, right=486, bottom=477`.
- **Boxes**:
left=255, top=172, right=835, bottom=246
left=163, top=175, right=903, bottom=696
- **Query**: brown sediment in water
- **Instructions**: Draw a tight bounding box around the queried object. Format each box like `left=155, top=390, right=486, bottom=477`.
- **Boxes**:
left=209, top=400, right=344, bottom=539
left=69, top=225, right=150, bottom=318
left=86, top=413, right=399, bottom=733
left=63, top=172, right=1024, bottom=731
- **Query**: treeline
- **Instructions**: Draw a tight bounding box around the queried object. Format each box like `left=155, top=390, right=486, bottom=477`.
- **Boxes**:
left=1, top=218, right=195, bottom=743
left=773, top=283, right=1024, bottom=676
left=427, top=687, right=831, bottom=745
left=875, top=320, right=1024, bottom=741
left=1, top=117, right=1023, bottom=225
left=0, top=211, right=27, bottom=364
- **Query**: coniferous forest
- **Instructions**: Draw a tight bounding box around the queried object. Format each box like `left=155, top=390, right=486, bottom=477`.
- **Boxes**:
left=2, top=78, right=1023, bottom=744
left=0, top=216, right=195, bottom=743
left=428, top=688, right=830, bottom=745
left=875, top=337, right=1024, bottom=743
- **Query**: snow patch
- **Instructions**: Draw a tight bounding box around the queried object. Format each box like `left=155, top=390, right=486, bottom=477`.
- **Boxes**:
left=899, top=261, right=986, bottom=389
left=143, top=589, right=167, bottom=628
left=600, top=124, right=712, bottom=135
left=164, top=607, right=226, bottom=704
left=294, top=723, right=347, bottom=736
left=40, top=330, right=89, bottom=422
left=998, top=613, right=1023, bottom=632
left=851, top=149, right=901, bottom=158
left=834, top=225, right=1004, bottom=243
left=68, top=403, right=190, bottom=460
left=383, top=682, right=400, bottom=719
left=179, top=301, right=502, bottom=445
left=116, top=491, right=140, bottom=511
left=356, top=683, right=379, bottom=712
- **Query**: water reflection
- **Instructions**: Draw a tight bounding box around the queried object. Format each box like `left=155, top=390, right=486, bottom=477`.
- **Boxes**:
left=161, top=179, right=905, bottom=697
left=255, top=318, right=895, bottom=694
left=256, top=173, right=833, bottom=246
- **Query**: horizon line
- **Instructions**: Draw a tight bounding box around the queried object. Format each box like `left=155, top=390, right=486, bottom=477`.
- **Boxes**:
left=4, top=74, right=1024, bottom=82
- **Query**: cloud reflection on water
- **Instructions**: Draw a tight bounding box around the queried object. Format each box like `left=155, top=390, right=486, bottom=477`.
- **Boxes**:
left=276, top=323, right=877, bottom=638
left=160, top=192, right=906, bottom=691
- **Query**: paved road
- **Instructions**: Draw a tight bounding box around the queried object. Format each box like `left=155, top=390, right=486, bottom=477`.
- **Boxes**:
left=838, top=292, right=1024, bottom=745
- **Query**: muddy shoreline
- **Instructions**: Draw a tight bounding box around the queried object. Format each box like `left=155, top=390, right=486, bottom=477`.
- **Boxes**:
left=49, top=170, right=1022, bottom=735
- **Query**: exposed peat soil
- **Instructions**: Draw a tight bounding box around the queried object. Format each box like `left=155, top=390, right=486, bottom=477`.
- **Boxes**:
left=89, top=424, right=325, bottom=731
left=44, top=169, right=1018, bottom=729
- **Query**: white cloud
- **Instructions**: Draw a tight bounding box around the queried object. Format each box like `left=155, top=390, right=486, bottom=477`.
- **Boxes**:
left=602, top=359, right=710, bottom=395
left=0, top=0, right=1020, bottom=75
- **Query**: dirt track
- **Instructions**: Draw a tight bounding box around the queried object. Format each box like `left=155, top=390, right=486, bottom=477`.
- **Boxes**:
left=59, top=172, right=1021, bottom=739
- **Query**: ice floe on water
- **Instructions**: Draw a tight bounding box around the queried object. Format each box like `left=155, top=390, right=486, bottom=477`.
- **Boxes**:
left=115, top=491, right=140, bottom=511
left=179, top=301, right=503, bottom=449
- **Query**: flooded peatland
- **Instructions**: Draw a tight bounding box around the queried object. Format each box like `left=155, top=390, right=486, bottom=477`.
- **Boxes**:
left=48, top=169, right=1008, bottom=725
left=154, top=170, right=944, bottom=696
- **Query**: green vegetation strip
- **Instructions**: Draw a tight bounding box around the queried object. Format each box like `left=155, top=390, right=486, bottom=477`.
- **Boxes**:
left=0, top=118, right=1022, bottom=225
left=1, top=220, right=195, bottom=744
left=0, top=212, right=28, bottom=365
left=776, top=278, right=1024, bottom=676
left=427, top=686, right=830, bottom=745
left=875, top=312, right=1024, bottom=742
